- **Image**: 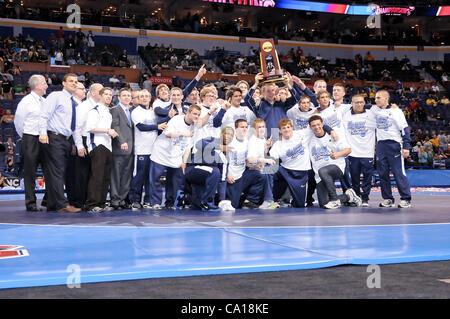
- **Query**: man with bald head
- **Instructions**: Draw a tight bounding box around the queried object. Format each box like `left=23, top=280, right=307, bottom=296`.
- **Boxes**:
left=130, top=90, right=140, bottom=112
left=72, top=82, right=103, bottom=210
left=372, top=90, right=412, bottom=208
left=14, top=74, right=48, bottom=211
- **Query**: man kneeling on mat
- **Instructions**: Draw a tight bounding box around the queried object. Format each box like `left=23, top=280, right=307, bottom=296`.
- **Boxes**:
left=181, top=126, right=234, bottom=211
left=308, top=115, right=362, bottom=209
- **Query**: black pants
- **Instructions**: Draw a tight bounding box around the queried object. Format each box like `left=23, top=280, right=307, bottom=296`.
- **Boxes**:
left=110, top=154, right=133, bottom=207
left=41, top=134, right=71, bottom=211
left=66, top=137, right=91, bottom=208
left=316, top=164, right=349, bottom=208
left=22, top=134, right=45, bottom=208
left=65, top=138, right=77, bottom=207
left=86, top=145, right=112, bottom=209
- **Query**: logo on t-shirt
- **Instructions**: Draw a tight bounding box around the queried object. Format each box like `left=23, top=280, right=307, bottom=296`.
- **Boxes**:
left=348, top=121, right=368, bottom=137
left=376, top=115, right=392, bottom=131
left=311, top=146, right=331, bottom=162
left=286, top=143, right=305, bottom=159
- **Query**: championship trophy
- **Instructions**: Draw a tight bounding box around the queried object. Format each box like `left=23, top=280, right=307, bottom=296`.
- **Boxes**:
left=259, top=39, right=285, bottom=84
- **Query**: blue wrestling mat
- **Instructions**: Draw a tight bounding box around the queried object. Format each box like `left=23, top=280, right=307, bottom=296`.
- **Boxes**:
left=1, top=191, right=450, bottom=290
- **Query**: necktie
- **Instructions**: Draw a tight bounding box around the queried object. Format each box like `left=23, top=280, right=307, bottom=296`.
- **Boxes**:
left=70, top=96, right=77, bottom=132
left=125, top=106, right=131, bottom=126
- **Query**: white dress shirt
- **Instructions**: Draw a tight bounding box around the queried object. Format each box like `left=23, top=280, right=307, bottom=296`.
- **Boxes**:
left=14, top=91, right=45, bottom=137
left=85, top=104, right=113, bottom=152
left=74, top=97, right=96, bottom=150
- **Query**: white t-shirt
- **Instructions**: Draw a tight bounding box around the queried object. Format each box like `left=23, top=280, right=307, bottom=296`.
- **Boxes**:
left=221, top=106, right=256, bottom=129
left=317, top=105, right=345, bottom=136
left=85, top=104, right=113, bottom=152
left=150, top=114, right=194, bottom=168
left=227, top=137, right=248, bottom=180
left=309, top=132, right=350, bottom=183
left=193, top=102, right=222, bottom=143
left=286, top=105, right=316, bottom=132
left=342, top=108, right=377, bottom=158
left=131, top=105, right=158, bottom=155
left=152, top=98, right=172, bottom=110
left=270, top=130, right=311, bottom=171
left=371, top=105, right=408, bottom=145
left=247, top=135, right=266, bottom=160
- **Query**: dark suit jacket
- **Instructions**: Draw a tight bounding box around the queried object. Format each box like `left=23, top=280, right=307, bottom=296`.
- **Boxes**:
left=110, top=104, right=134, bottom=156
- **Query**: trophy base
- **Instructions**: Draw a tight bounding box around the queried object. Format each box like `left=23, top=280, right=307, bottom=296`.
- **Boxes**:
left=260, top=75, right=286, bottom=85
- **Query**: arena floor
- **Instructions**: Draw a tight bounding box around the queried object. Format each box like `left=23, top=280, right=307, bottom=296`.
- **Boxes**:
left=1, top=189, right=450, bottom=298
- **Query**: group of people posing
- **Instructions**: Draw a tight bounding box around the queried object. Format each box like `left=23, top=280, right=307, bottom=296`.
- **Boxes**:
left=13, top=65, right=413, bottom=213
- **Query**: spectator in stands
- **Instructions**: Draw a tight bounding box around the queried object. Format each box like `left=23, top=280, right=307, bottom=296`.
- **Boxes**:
left=433, top=151, right=447, bottom=169
left=381, top=69, right=391, bottom=82
left=4, top=148, right=14, bottom=173
left=0, top=171, right=7, bottom=188
left=54, top=49, right=64, bottom=65
left=56, top=26, right=65, bottom=50
left=44, top=74, right=51, bottom=85
left=28, top=47, right=39, bottom=62
left=364, top=51, right=374, bottom=62
left=111, top=85, right=119, bottom=96
left=109, top=74, right=120, bottom=85
left=13, top=82, right=25, bottom=96
left=75, top=28, right=85, bottom=46
left=1, top=109, right=14, bottom=123
left=84, top=72, right=93, bottom=88
left=11, top=64, right=21, bottom=75
left=442, top=73, right=448, bottom=82
left=87, top=31, right=95, bottom=51
left=438, top=130, right=448, bottom=152
left=50, top=73, right=61, bottom=85
left=143, top=76, right=152, bottom=93
left=440, top=96, right=449, bottom=105
left=119, top=49, right=128, bottom=67
left=1, top=75, right=13, bottom=99
left=5, top=137, right=15, bottom=151
left=426, top=95, right=438, bottom=107
left=426, top=145, right=434, bottom=167
left=417, top=145, right=428, bottom=167
left=430, top=133, right=440, bottom=153
left=101, top=46, right=114, bottom=66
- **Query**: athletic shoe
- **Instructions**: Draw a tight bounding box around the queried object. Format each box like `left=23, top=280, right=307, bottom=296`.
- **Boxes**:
left=200, top=202, right=221, bottom=212
left=379, top=199, right=395, bottom=207
left=131, top=203, right=142, bottom=211
left=361, top=201, right=370, bottom=207
left=324, top=200, right=341, bottom=209
left=345, top=189, right=362, bottom=206
left=398, top=200, right=411, bottom=208
left=259, top=200, right=280, bottom=210
left=142, top=203, right=153, bottom=209
left=218, top=200, right=235, bottom=212
left=102, top=206, right=115, bottom=212
left=242, top=200, right=260, bottom=209
left=152, top=204, right=164, bottom=210
left=174, top=190, right=185, bottom=210
left=277, top=200, right=291, bottom=207
left=88, top=206, right=104, bottom=213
